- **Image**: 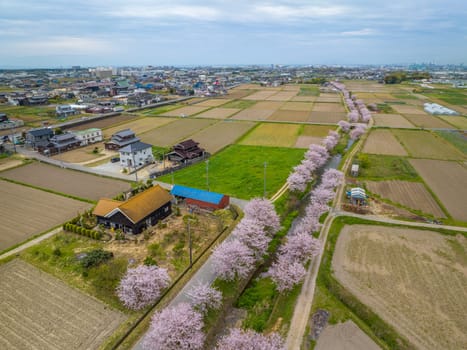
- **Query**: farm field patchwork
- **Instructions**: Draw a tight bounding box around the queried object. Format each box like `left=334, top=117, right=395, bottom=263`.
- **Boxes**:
left=333, top=225, right=467, bottom=350
left=0, top=162, right=130, bottom=201
left=195, top=98, right=231, bottom=107
left=294, top=136, right=322, bottom=148
left=238, top=123, right=300, bottom=148
left=280, top=101, right=314, bottom=111
left=316, top=95, right=341, bottom=103
left=435, top=130, right=467, bottom=154
left=102, top=116, right=174, bottom=137
left=267, top=110, right=309, bottom=122
left=158, top=144, right=305, bottom=199
left=356, top=154, right=420, bottom=181
left=189, top=120, right=256, bottom=154
left=365, top=180, right=445, bottom=217
left=194, top=107, right=241, bottom=119
left=409, top=159, right=467, bottom=221
left=250, top=101, right=284, bottom=110
left=231, top=108, right=275, bottom=121
left=390, top=104, right=428, bottom=115
left=372, top=114, right=415, bottom=128
left=362, top=130, right=408, bottom=156
left=308, top=112, right=345, bottom=124
left=301, top=124, right=336, bottom=137
left=139, top=118, right=215, bottom=147
left=266, top=91, right=297, bottom=101
left=312, top=103, right=346, bottom=113
left=291, top=96, right=317, bottom=102
left=226, top=89, right=256, bottom=99
left=403, top=114, right=454, bottom=128
left=0, top=259, right=126, bottom=350
left=393, top=130, right=465, bottom=160
left=243, top=90, right=279, bottom=100
left=159, top=105, right=210, bottom=117
left=439, top=116, right=467, bottom=129
left=0, top=180, right=91, bottom=251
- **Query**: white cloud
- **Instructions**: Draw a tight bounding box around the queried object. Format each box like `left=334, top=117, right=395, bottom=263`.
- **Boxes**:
left=253, top=4, right=348, bottom=20
left=107, top=5, right=221, bottom=20
left=341, top=28, right=376, bottom=36
left=12, top=36, right=114, bottom=55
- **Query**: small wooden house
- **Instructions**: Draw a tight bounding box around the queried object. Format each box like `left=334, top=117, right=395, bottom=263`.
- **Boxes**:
left=167, top=139, right=205, bottom=163
left=93, top=185, right=172, bottom=234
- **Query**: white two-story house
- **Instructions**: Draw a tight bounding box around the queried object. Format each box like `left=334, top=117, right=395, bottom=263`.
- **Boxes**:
left=74, top=128, right=103, bottom=146
left=119, top=141, right=154, bottom=170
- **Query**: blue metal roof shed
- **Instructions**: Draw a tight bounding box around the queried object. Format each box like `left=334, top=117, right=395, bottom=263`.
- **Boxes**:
left=171, top=185, right=224, bottom=205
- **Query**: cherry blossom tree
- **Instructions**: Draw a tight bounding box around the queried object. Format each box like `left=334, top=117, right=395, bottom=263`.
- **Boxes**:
left=347, top=110, right=359, bottom=123
left=322, top=130, right=339, bottom=151
left=185, top=282, right=222, bottom=314
left=143, top=302, right=205, bottom=350
left=350, top=125, right=366, bottom=140
left=216, top=328, right=285, bottom=350
left=269, top=256, right=306, bottom=292
left=321, top=168, right=344, bottom=190
left=311, top=187, right=336, bottom=205
left=233, top=218, right=271, bottom=258
left=243, top=198, right=280, bottom=234
left=212, top=239, right=255, bottom=281
left=338, top=120, right=350, bottom=132
left=117, top=265, right=170, bottom=310
left=279, top=231, right=321, bottom=263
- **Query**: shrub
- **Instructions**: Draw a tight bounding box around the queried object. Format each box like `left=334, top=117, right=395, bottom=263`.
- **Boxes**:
left=80, top=249, right=113, bottom=268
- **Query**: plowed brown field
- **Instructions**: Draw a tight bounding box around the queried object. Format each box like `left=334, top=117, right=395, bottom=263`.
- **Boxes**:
left=333, top=225, right=467, bottom=350
left=365, top=180, right=445, bottom=217
left=362, top=130, right=407, bottom=156
left=409, top=159, right=467, bottom=221
left=0, top=259, right=126, bottom=350
left=0, top=180, right=91, bottom=251
left=159, top=105, right=209, bottom=117
left=372, top=114, right=415, bottom=128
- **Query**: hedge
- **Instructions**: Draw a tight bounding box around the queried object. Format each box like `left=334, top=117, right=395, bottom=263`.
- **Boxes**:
left=63, top=222, right=102, bottom=240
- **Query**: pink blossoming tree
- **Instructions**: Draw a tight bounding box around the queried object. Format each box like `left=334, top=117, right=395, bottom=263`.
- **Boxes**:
left=233, top=218, right=271, bottom=259
left=269, top=256, right=307, bottom=292
left=211, top=239, right=255, bottom=281
left=243, top=198, right=280, bottom=234
left=216, top=328, right=285, bottom=350
left=338, top=120, right=351, bottom=132
left=117, top=265, right=170, bottom=310
left=143, top=302, right=205, bottom=350
left=185, top=282, right=222, bottom=314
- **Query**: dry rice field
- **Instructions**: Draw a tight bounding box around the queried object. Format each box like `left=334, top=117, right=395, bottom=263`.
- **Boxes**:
left=312, top=103, right=346, bottom=113
left=243, top=90, right=278, bottom=100
left=52, top=142, right=110, bottom=163
left=226, top=89, right=255, bottom=99
left=439, top=116, right=467, bottom=129
left=315, top=321, right=380, bottom=350
left=267, top=110, right=309, bottom=122
left=64, top=114, right=139, bottom=131
left=189, top=120, right=255, bottom=153
left=308, top=112, right=345, bottom=124
left=280, top=102, right=314, bottom=111
left=403, top=114, right=454, bottom=128
left=231, top=108, right=275, bottom=121
left=291, top=95, right=317, bottom=102
left=239, top=123, right=300, bottom=148
left=301, top=124, right=336, bottom=137
left=195, top=98, right=231, bottom=107
left=294, top=136, right=322, bottom=148
left=0, top=162, right=130, bottom=201
left=365, top=180, right=445, bottom=217
left=159, top=105, right=209, bottom=117
left=250, top=101, right=284, bottom=110
left=391, top=104, right=428, bottom=115
left=194, top=107, right=241, bottom=119
left=0, top=180, right=91, bottom=250
left=409, top=159, right=467, bottom=221
left=0, top=259, right=126, bottom=350
left=140, top=118, right=215, bottom=147
left=266, top=91, right=297, bottom=101
left=393, top=130, right=465, bottom=160
left=103, top=117, right=174, bottom=137
left=372, top=114, right=415, bottom=128
left=362, top=130, right=408, bottom=156
left=333, top=225, right=467, bottom=350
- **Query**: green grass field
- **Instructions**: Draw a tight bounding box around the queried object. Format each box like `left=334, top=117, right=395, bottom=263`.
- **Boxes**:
left=159, top=145, right=305, bottom=199
left=141, top=103, right=184, bottom=116
left=238, top=123, right=301, bottom=148
left=356, top=154, right=420, bottom=181
left=435, top=131, right=467, bottom=154
left=221, top=99, right=257, bottom=109
left=298, top=86, right=320, bottom=96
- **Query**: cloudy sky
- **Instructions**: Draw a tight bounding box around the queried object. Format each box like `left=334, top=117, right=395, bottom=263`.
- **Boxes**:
left=1, top=0, right=466, bottom=68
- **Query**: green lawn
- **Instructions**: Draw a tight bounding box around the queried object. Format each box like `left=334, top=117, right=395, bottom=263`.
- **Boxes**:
left=356, top=154, right=420, bottom=181
left=141, top=103, right=184, bottom=116
left=298, top=86, right=320, bottom=96
left=159, top=145, right=305, bottom=199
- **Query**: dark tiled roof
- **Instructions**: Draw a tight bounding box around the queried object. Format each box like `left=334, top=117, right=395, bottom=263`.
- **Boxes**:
left=119, top=141, right=153, bottom=153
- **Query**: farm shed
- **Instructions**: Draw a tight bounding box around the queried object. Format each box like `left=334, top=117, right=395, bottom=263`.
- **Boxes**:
left=347, top=187, right=368, bottom=205
left=93, top=185, right=172, bottom=234
left=171, top=184, right=230, bottom=210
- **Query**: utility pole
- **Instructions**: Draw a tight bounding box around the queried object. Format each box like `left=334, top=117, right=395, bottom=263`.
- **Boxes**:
left=206, top=159, right=210, bottom=191
left=187, top=219, right=195, bottom=268
left=132, top=152, right=138, bottom=182
left=263, top=161, right=267, bottom=198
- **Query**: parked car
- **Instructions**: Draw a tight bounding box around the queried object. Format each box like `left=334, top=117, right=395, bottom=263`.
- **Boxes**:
left=110, top=157, right=120, bottom=163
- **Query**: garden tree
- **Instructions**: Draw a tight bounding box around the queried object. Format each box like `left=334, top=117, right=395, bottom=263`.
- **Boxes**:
left=185, top=282, right=222, bottom=314
left=143, top=302, right=205, bottom=350
left=280, top=231, right=321, bottom=263
left=117, top=265, right=170, bottom=310
left=269, top=256, right=306, bottom=292
left=350, top=125, right=366, bottom=140
left=233, top=218, right=271, bottom=258
left=216, top=328, right=285, bottom=350
left=212, top=238, right=256, bottom=281
left=338, top=120, right=351, bottom=132
left=243, top=198, right=280, bottom=235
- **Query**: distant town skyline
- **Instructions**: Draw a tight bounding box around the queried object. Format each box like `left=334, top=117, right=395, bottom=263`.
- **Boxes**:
left=1, top=0, right=466, bottom=68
